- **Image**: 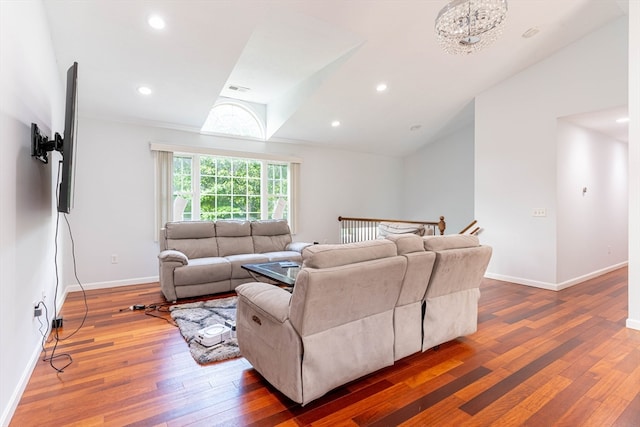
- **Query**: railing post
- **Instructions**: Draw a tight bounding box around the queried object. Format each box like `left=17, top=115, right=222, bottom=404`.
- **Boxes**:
left=438, top=216, right=446, bottom=235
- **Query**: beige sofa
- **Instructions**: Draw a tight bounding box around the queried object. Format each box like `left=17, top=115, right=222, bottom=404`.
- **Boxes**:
left=235, top=234, right=491, bottom=405
left=158, top=219, right=309, bottom=302
left=421, top=234, right=493, bottom=350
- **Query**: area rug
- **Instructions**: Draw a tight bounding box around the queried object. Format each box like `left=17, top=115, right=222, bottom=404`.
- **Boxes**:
left=169, top=296, right=240, bottom=365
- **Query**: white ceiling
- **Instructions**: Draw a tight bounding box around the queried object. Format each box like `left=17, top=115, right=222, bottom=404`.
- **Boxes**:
left=43, top=0, right=629, bottom=157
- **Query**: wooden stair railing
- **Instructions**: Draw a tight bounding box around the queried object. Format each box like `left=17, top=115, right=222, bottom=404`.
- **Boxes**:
left=338, top=216, right=446, bottom=244
left=459, top=220, right=480, bottom=235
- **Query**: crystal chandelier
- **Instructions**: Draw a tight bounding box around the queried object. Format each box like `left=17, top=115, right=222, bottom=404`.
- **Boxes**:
left=435, top=0, right=508, bottom=55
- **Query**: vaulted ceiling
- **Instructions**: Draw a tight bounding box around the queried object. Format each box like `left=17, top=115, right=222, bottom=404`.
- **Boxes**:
left=43, top=0, right=629, bottom=156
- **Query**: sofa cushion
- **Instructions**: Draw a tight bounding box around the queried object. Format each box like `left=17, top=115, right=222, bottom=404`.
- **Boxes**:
left=251, top=219, right=291, bottom=236
left=302, top=240, right=397, bottom=269
left=423, top=234, right=479, bottom=251
left=215, top=220, right=253, bottom=256
left=251, top=220, right=293, bottom=253
left=174, top=257, right=231, bottom=286
left=164, top=221, right=219, bottom=258
left=225, top=253, right=269, bottom=279
left=385, top=234, right=425, bottom=255
left=216, top=220, right=251, bottom=237
left=218, top=236, right=254, bottom=257
left=377, top=222, right=425, bottom=238
left=165, top=221, right=216, bottom=239
left=253, top=234, right=292, bottom=253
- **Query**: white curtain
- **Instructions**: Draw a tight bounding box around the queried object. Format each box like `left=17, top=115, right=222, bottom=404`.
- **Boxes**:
left=154, top=150, right=173, bottom=241
left=289, top=162, right=300, bottom=234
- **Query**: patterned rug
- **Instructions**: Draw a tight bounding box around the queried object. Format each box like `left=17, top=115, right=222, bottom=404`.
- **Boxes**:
left=169, top=296, right=240, bottom=365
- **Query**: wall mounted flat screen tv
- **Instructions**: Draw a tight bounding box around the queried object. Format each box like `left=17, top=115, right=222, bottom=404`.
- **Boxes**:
left=31, top=61, right=78, bottom=214
left=58, top=61, right=78, bottom=213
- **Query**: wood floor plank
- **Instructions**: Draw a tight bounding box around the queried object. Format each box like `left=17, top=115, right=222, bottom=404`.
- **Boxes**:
left=584, top=392, right=635, bottom=427
left=10, top=267, right=640, bottom=426
left=613, top=391, right=640, bottom=426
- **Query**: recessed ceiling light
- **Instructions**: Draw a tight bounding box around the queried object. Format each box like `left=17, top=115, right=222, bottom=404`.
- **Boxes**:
left=376, top=83, right=388, bottom=92
left=331, top=120, right=341, bottom=127
left=616, top=117, right=629, bottom=123
left=137, top=86, right=152, bottom=95
left=148, top=15, right=166, bottom=30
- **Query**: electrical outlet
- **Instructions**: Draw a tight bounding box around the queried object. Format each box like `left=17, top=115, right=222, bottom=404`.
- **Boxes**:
left=532, top=208, right=547, bottom=217
left=111, top=254, right=119, bottom=264
left=33, top=301, right=42, bottom=317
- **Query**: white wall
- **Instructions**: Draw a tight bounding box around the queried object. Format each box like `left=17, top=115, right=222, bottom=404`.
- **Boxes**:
left=402, top=124, right=474, bottom=235
left=63, top=117, right=404, bottom=288
left=0, top=1, right=65, bottom=424
left=556, top=121, right=628, bottom=284
left=628, top=1, right=640, bottom=330
left=476, top=16, right=628, bottom=288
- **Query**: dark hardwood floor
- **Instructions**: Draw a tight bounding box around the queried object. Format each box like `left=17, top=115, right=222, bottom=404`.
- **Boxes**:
left=11, top=267, right=640, bottom=426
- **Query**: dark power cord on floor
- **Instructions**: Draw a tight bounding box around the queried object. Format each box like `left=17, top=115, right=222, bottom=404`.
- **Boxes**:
left=118, top=302, right=177, bottom=327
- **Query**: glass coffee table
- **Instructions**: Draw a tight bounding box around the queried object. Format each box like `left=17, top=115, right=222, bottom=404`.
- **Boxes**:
left=241, top=261, right=301, bottom=287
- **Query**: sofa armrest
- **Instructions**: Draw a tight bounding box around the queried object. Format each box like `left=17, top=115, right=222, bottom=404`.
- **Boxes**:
left=286, top=241, right=313, bottom=253
left=235, top=282, right=291, bottom=323
left=158, top=249, right=188, bottom=265
left=235, top=282, right=303, bottom=403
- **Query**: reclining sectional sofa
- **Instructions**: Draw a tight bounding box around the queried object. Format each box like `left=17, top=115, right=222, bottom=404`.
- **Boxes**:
left=157, top=219, right=309, bottom=302
left=235, top=233, right=492, bottom=405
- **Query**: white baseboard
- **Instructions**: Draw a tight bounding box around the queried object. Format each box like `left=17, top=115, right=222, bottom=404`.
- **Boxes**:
left=556, top=262, right=628, bottom=290
left=484, top=272, right=558, bottom=290
left=65, top=276, right=159, bottom=293
left=627, top=318, right=640, bottom=331
left=485, top=261, right=628, bottom=291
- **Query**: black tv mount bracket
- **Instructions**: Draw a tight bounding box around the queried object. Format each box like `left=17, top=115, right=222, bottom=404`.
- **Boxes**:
left=31, top=123, right=63, bottom=164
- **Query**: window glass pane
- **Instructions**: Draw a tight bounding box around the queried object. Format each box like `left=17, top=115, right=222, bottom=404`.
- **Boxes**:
left=201, top=103, right=264, bottom=139
left=200, top=175, right=214, bottom=191
left=201, top=195, right=215, bottom=218
left=266, top=163, right=289, bottom=220
left=216, top=196, right=232, bottom=219
left=232, top=178, right=247, bottom=194
left=249, top=196, right=261, bottom=213
left=232, top=160, right=247, bottom=177
left=248, top=162, right=261, bottom=177
left=217, top=177, right=231, bottom=194
left=233, top=195, right=247, bottom=213
left=200, top=156, right=215, bottom=174
left=248, top=178, right=261, bottom=195
left=173, top=156, right=192, bottom=193
left=217, top=158, right=232, bottom=177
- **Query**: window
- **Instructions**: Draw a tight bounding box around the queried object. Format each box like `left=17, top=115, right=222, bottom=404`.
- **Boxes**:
left=173, top=153, right=290, bottom=221
left=152, top=143, right=300, bottom=237
left=201, top=103, right=264, bottom=140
